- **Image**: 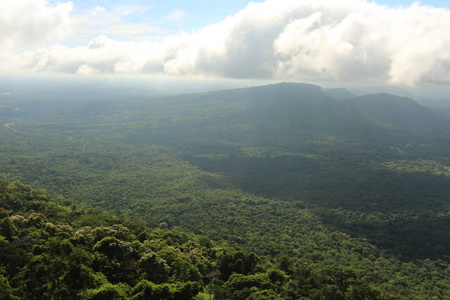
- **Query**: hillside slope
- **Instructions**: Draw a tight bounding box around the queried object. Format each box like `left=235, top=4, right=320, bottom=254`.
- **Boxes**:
left=1, top=180, right=410, bottom=300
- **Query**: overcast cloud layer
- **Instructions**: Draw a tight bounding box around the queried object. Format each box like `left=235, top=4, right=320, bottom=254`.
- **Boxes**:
left=2, top=0, right=450, bottom=86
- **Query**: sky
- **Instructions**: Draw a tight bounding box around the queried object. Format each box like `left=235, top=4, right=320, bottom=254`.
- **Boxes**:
left=1, top=0, right=450, bottom=87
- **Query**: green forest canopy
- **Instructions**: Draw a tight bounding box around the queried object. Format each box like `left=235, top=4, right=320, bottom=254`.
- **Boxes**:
left=1, top=82, right=450, bottom=299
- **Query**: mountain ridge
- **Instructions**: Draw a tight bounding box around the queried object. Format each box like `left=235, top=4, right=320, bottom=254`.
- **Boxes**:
left=117, top=82, right=450, bottom=150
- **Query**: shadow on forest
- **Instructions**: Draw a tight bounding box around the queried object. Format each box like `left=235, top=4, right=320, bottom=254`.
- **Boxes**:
left=183, top=152, right=450, bottom=260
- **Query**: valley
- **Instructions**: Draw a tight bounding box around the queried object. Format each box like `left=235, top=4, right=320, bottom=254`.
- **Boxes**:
left=1, top=82, right=450, bottom=299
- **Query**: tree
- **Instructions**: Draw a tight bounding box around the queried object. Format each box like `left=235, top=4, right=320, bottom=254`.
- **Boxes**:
left=139, top=252, right=170, bottom=283
left=0, top=218, right=17, bottom=241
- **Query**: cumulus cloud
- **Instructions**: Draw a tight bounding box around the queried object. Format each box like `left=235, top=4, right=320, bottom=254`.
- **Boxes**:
left=4, top=0, right=450, bottom=86
left=0, top=0, right=73, bottom=51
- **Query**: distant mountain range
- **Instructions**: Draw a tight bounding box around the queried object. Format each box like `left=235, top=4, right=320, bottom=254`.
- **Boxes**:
left=323, top=88, right=356, bottom=99
left=118, top=82, right=450, bottom=152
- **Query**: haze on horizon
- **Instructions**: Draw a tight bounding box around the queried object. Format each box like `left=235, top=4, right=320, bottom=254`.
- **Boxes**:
left=1, top=0, right=450, bottom=97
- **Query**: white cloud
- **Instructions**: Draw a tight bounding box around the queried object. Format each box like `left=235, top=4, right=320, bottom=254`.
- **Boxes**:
left=3, top=0, right=450, bottom=86
left=166, top=10, right=186, bottom=22
left=0, top=0, right=73, bottom=51
left=72, top=5, right=156, bottom=42
left=76, top=64, right=98, bottom=75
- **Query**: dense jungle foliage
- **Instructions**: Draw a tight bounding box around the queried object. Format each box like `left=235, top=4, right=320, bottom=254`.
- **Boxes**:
left=1, top=82, right=450, bottom=299
left=1, top=180, right=396, bottom=299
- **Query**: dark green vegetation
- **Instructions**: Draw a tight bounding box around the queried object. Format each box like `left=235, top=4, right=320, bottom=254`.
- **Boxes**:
left=1, top=82, right=450, bottom=299
left=1, top=180, right=392, bottom=299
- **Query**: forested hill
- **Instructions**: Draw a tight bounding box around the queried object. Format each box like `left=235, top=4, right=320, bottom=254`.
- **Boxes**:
left=344, top=93, right=450, bottom=134
left=0, top=179, right=390, bottom=299
left=1, top=82, right=450, bottom=298
left=124, top=82, right=448, bottom=143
